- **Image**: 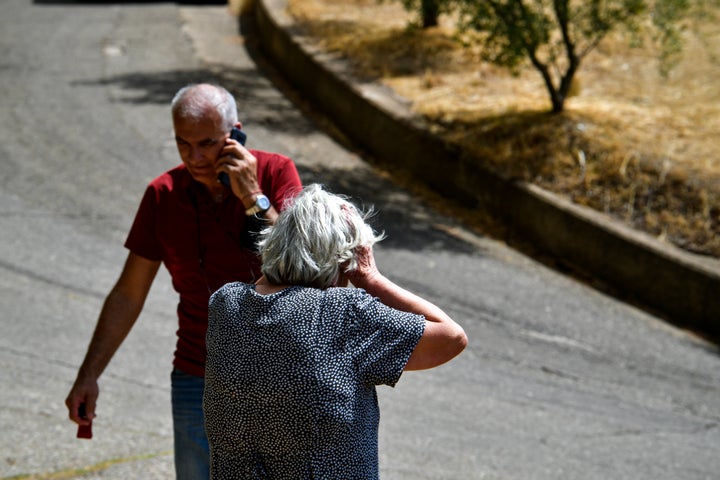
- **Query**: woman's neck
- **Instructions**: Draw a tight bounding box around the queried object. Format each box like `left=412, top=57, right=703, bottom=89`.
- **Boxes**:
left=254, top=276, right=290, bottom=295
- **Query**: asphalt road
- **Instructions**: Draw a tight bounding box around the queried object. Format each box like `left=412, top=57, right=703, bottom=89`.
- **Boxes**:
left=1, top=1, right=719, bottom=479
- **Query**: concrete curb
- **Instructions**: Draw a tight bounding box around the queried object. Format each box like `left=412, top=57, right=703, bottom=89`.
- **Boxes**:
left=252, top=0, right=720, bottom=335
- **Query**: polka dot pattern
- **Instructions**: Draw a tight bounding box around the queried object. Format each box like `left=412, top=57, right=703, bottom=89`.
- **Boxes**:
left=204, top=283, right=425, bottom=479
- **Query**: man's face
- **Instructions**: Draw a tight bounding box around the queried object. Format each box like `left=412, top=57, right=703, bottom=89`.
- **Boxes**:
left=173, top=112, right=228, bottom=190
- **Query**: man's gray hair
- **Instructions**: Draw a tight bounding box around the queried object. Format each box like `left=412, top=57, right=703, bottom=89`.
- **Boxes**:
left=170, top=83, right=238, bottom=131
left=258, top=184, right=384, bottom=289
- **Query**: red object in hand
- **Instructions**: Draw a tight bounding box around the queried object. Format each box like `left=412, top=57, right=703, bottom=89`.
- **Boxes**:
left=77, top=424, right=92, bottom=439
left=77, top=403, right=93, bottom=439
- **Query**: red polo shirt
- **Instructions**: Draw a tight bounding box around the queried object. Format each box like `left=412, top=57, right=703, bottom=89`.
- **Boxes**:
left=125, top=150, right=302, bottom=377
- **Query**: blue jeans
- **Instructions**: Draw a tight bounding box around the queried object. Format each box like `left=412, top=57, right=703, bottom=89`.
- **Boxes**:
left=171, top=369, right=209, bottom=480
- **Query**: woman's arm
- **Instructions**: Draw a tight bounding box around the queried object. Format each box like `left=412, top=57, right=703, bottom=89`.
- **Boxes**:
left=345, top=247, right=467, bottom=371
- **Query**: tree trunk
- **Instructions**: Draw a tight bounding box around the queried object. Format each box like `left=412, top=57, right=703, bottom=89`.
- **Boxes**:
left=421, top=0, right=439, bottom=28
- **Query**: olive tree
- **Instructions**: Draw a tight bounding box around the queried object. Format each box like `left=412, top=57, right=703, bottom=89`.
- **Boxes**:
left=452, top=0, right=693, bottom=112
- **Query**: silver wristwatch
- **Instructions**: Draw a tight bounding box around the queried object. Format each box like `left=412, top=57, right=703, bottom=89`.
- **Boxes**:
left=245, top=193, right=271, bottom=216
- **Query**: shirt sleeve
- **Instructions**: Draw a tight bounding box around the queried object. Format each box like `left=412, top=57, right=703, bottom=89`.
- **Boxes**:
left=257, top=151, right=303, bottom=212
left=348, top=289, right=426, bottom=387
left=124, top=184, right=163, bottom=261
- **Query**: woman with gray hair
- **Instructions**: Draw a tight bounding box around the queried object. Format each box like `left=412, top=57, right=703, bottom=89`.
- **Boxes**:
left=204, top=184, right=467, bottom=479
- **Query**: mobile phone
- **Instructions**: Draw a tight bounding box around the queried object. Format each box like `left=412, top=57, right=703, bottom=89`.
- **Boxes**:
left=219, top=127, right=247, bottom=186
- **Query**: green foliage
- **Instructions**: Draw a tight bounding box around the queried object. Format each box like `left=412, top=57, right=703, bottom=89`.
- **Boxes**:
left=652, top=0, right=690, bottom=74
left=382, top=0, right=704, bottom=111
left=444, top=0, right=695, bottom=112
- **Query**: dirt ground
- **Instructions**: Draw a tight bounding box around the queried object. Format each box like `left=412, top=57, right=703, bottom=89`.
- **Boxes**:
left=287, top=0, right=720, bottom=258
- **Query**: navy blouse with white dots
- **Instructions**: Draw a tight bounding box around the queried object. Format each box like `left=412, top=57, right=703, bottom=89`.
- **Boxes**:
left=204, top=282, right=425, bottom=479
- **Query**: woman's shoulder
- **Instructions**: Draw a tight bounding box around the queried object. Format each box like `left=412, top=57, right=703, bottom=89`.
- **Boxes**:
left=211, top=282, right=253, bottom=301
left=324, top=286, right=370, bottom=300
left=219, top=281, right=252, bottom=292
left=212, top=284, right=371, bottom=308
left=319, top=287, right=378, bottom=314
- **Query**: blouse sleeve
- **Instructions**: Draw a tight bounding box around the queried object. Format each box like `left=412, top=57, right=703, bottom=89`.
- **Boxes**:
left=347, top=289, right=425, bottom=387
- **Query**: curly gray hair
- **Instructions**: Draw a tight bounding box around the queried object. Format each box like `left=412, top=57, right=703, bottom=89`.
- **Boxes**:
left=258, top=184, right=384, bottom=289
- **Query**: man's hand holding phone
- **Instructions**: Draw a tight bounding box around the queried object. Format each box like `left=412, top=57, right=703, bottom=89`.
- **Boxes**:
left=218, top=127, right=247, bottom=187
left=217, top=128, right=264, bottom=207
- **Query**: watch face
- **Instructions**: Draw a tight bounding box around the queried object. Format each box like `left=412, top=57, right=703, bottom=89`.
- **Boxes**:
left=257, top=195, right=271, bottom=211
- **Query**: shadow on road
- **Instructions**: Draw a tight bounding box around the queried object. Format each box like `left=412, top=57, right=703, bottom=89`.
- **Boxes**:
left=73, top=62, right=484, bottom=257
left=294, top=162, right=486, bottom=255
left=70, top=66, right=317, bottom=138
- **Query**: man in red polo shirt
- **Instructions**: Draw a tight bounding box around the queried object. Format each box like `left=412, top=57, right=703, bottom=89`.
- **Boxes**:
left=65, top=83, right=302, bottom=479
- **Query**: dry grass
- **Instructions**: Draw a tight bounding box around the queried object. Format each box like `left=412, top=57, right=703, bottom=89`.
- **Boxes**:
left=288, top=0, right=720, bottom=257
